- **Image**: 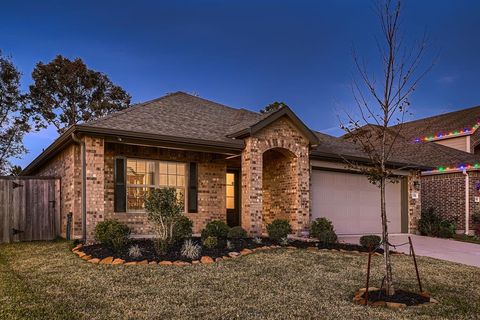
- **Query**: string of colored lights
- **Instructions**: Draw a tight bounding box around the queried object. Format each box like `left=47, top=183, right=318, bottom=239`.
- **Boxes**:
left=414, top=121, right=480, bottom=143
left=427, top=163, right=480, bottom=173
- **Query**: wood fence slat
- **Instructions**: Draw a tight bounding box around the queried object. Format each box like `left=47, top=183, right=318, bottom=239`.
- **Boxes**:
left=0, top=177, right=60, bottom=243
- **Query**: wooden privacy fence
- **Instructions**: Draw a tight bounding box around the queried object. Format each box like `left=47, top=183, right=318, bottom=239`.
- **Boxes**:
left=0, top=177, right=60, bottom=243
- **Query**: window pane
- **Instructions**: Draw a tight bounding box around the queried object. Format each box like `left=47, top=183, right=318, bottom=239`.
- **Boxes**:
left=177, top=163, right=185, bottom=176
left=168, top=175, right=176, bottom=186
left=127, top=187, right=150, bottom=210
left=226, top=173, right=235, bottom=186
left=168, top=162, right=177, bottom=175
left=226, top=185, right=234, bottom=197
left=177, top=175, right=185, bottom=187
left=226, top=197, right=235, bottom=209
left=159, top=162, right=168, bottom=174
left=159, top=174, right=168, bottom=186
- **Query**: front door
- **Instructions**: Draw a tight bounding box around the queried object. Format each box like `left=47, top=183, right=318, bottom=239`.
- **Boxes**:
left=226, top=170, right=240, bottom=227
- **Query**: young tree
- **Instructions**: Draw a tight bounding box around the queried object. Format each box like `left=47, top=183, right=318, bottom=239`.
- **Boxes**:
left=260, top=101, right=289, bottom=114
left=341, top=0, right=434, bottom=296
left=29, top=55, right=131, bottom=133
left=0, top=52, right=30, bottom=175
left=144, top=188, right=184, bottom=255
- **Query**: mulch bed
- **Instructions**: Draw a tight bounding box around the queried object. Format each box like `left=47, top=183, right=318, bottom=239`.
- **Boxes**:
left=81, top=237, right=386, bottom=263
left=362, top=289, right=430, bottom=306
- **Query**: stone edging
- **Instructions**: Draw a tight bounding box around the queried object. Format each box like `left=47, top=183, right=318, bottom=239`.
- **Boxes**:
left=352, top=287, right=439, bottom=309
left=72, top=244, right=404, bottom=266
left=71, top=244, right=291, bottom=266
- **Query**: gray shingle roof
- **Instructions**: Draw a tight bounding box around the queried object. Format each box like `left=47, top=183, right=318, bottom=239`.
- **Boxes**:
left=391, top=105, right=480, bottom=141
left=83, top=92, right=263, bottom=146
left=341, top=125, right=479, bottom=169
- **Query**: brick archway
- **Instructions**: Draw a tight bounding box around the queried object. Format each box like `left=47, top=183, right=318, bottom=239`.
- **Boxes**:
left=240, top=117, right=311, bottom=236
left=262, top=147, right=298, bottom=231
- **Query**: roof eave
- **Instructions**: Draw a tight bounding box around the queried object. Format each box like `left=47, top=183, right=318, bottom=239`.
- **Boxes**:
left=22, top=125, right=245, bottom=176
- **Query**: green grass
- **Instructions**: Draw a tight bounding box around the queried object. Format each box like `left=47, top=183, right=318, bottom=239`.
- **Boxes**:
left=1, top=241, right=479, bottom=319
left=453, top=234, right=480, bottom=245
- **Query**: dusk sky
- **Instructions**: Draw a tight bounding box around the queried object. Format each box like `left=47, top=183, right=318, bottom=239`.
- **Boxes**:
left=2, top=0, right=480, bottom=168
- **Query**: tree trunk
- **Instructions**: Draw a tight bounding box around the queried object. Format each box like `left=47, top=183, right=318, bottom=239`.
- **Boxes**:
left=380, top=176, right=395, bottom=296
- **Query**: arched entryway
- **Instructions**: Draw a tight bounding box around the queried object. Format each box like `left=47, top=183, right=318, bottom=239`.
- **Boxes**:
left=262, top=147, right=298, bottom=231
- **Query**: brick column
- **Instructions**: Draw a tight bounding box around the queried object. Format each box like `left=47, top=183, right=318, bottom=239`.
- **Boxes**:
left=241, top=138, right=263, bottom=236
left=84, top=136, right=105, bottom=241
left=295, top=149, right=311, bottom=233
left=408, top=171, right=421, bottom=234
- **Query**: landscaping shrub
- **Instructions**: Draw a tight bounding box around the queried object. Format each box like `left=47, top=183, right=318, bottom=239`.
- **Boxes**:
left=181, top=239, right=201, bottom=260
left=226, top=240, right=234, bottom=250
left=266, top=219, right=292, bottom=242
left=309, top=217, right=337, bottom=244
left=128, top=244, right=142, bottom=259
left=94, top=220, right=130, bottom=252
left=203, top=236, right=218, bottom=249
left=201, top=220, right=230, bottom=239
left=227, top=226, right=247, bottom=239
left=173, top=215, right=193, bottom=242
left=145, top=188, right=184, bottom=254
left=253, top=236, right=262, bottom=244
left=418, top=207, right=455, bottom=238
left=359, top=235, right=381, bottom=249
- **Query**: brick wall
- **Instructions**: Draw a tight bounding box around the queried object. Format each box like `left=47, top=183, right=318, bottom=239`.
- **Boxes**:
left=35, top=144, right=81, bottom=238
left=104, top=143, right=227, bottom=235
left=241, top=117, right=311, bottom=235
left=84, top=136, right=105, bottom=239
left=421, top=171, right=480, bottom=232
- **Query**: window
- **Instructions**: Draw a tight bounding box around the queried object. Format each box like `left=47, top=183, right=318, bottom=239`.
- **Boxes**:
left=126, top=159, right=186, bottom=211
left=226, top=173, right=235, bottom=209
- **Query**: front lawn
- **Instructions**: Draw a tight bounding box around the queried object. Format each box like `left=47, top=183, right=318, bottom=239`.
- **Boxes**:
left=453, top=234, right=480, bottom=245
left=1, top=241, right=479, bottom=319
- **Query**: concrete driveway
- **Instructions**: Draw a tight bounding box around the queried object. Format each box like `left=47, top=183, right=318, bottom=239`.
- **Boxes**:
left=339, top=234, right=480, bottom=268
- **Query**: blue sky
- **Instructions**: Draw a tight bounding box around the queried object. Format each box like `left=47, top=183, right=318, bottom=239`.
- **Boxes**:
left=1, top=0, right=480, bottom=168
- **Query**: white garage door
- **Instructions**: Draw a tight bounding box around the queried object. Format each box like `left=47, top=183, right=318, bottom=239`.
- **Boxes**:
left=311, top=170, right=403, bottom=235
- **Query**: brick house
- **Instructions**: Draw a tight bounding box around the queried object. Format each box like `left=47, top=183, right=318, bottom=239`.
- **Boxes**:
left=388, top=106, right=480, bottom=234
left=345, top=106, right=480, bottom=235
left=23, top=92, right=426, bottom=241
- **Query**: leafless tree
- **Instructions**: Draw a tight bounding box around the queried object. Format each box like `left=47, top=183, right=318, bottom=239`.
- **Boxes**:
left=340, top=0, right=434, bottom=296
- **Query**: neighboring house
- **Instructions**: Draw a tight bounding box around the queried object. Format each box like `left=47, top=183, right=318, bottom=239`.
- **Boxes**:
left=23, top=92, right=425, bottom=241
left=389, top=107, right=480, bottom=234
left=344, top=106, right=480, bottom=235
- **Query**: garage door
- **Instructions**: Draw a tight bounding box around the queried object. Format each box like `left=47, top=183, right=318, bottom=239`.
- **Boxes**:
left=311, top=169, right=404, bottom=235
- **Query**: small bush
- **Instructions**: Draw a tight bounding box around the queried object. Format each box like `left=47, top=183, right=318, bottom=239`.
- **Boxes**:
left=310, top=218, right=337, bottom=244
left=173, top=215, right=193, bottom=242
left=359, top=235, right=381, bottom=249
left=472, top=212, right=480, bottom=225
left=94, top=220, right=130, bottom=252
left=226, top=240, right=234, bottom=250
left=253, top=237, right=262, bottom=244
left=279, top=237, right=290, bottom=246
left=227, top=226, right=247, bottom=239
left=128, top=244, right=142, bottom=259
left=154, top=238, right=170, bottom=255
left=418, top=207, right=455, bottom=238
left=181, top=239, right=201, bottom=260
left=203, top=236, right=218, bottom=249
left=266, top=219, right=292, bottom=242
left=201, top=220, right=230, bottom=239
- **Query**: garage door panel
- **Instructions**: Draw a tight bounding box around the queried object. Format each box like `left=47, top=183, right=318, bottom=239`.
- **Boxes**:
left=311, top=170, right=402, bottom=235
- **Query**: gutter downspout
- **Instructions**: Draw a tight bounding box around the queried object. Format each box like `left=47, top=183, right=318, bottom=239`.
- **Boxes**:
left=72, top=133, right=87, bottom=242
left=463, top=169, right=470, bottom=235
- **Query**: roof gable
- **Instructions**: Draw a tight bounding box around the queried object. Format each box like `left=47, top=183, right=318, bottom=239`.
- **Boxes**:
left=226, top=106, right=319, bottom=145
